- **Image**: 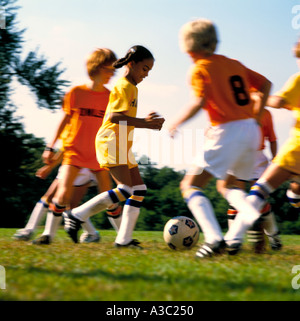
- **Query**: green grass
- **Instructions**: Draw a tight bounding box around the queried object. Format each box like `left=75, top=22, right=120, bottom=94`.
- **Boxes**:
left=0, top=228, right=300, bottom=301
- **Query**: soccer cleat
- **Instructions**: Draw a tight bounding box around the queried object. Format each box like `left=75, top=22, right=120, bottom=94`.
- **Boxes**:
left=195, top=240, right=226, bottom=259
left=226, top=242, right=242, bottom=255
left=80, top=231, right=101, bottom=243
left=115, top=239, right=143, bottom=249
left=63, top=210, right=83, bottom=243
left=13, top=229, right=34, bottom=241
left=32, top=235, right=51, bottom=245
left=267, top=232, right=282, bottom=251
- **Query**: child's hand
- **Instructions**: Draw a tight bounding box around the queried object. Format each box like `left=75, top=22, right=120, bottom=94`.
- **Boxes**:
left=35, top=165, right=53, bottom=179
left=145, top=112, right=165, bottom=130
left=168, top=124, right=178, bottom=138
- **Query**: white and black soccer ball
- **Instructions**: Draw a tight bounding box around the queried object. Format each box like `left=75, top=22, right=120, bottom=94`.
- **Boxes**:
left=163, top=216, right=200, bottom=250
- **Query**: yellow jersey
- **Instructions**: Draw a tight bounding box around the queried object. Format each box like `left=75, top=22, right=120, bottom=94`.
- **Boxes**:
left=273, top=72, right=300, bottom=174
left=96, top=77, right=138, bottom=168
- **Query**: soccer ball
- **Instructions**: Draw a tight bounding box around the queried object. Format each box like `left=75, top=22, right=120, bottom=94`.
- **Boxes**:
left=163, top=216, right=200, bottom=250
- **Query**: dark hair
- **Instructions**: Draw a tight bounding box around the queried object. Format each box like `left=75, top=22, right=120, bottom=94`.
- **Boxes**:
left=113, top=45, right=154, bottom=69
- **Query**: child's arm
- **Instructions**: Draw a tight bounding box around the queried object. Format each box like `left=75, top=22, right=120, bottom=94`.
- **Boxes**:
left=267, top=96, right=292, bottom=110
left=42, top=112, right=70, bottom=164
left=110, top=111, right=165, bottom=130
left=253, top=80, right=272, bottom=124
left=36, top=150, right=63, bottom=179
left=168, top=96, right=205, bottom=137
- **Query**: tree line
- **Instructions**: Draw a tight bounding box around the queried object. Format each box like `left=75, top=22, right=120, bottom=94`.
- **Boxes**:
left=1, top=0, right=299, bottom=234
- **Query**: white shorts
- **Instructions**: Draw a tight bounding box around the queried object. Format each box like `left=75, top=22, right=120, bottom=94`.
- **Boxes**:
left=250, top=150, right=269, bottom=181
left=56, top=166, right=97, bottom=187
left=188, top=118, right=261, bottom=180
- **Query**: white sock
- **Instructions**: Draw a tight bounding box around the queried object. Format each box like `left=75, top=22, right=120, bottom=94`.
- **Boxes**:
left=115, top=184, right=146, bottom=245
left=82, top=219, right=97, bottom=235
left=115, top=205, right=139, bottom=245
left=42, top=213, right=62, bottom=239
left=72, top=184, right=133, bottom=222
left=224, top=188, right=262, bottom=244
left=25, top=199, right=49, bottom=231
left=183, top=187, right=223, bottom=244
left=287, top=189, right=300, bottom=208
left=107, top=215, right=122, bottom=232
left=263, top=212, right=278, bottom=236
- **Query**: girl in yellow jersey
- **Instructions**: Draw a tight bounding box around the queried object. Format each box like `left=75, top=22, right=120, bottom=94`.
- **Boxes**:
left=64, top=46, right=165, bottom=247
left=225, top=38, right=300, bottom=252
left=169, top=19, right=271, bottom=258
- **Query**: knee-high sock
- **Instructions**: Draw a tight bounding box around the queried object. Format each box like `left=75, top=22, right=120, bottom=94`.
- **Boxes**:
left=287, top=189, right=300, bottom=208
left=72, top=184, right=132, bottom=222
left=25, top=197, right=49, bottom=231
left=81, top=219, right=98, bottom=235
left=227, top=206, right=238, bottom=229
left=42, top=201, right=66, bottom=238
left=224, top=181, right=274, bottom=244
left=182, top=186, right=223, bottom=244
left=260, top=203, right=278, bottom=236
left=115, top=184, right=147, bottom=245
left=106, top=204, right=123, bottom=232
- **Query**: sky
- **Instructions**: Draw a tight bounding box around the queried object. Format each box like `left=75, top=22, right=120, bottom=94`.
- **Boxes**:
left=10, top=0, right=300, bottom=171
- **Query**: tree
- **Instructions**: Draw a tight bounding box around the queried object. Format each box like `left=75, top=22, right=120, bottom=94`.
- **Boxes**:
left=0, top=0, right=68, bottom=227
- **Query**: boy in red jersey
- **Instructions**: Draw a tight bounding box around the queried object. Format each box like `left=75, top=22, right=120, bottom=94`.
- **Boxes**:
left=169, top=19, right=271, bottom=258
left=32, top=48, right=122, bottom=244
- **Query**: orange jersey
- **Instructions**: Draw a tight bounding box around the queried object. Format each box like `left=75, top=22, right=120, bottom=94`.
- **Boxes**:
left=61, top=84, right=110, bottom=170
left=259, top=109, right=277, bottom=150
left=190, top=54, right=268, bottom=126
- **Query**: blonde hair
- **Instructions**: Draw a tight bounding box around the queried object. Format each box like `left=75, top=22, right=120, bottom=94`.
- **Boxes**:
left=179, top=18, right=218, bottom=54
left=86, top=48, right=117, bottom=79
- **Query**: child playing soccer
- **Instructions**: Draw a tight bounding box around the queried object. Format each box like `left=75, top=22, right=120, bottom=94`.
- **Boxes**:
left=63, top=45, right=165, bottom=247
left=225, top=38, right=300, bottom=249
left=227, top=107, right=281, bottom=253
left=169, top=19, right=271, bottom=258
left=32, top=48, right=122, bottom=244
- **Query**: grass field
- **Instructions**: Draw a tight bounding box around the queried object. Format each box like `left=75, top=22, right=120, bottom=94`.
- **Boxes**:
left=0, top=228, right=300, bottom=301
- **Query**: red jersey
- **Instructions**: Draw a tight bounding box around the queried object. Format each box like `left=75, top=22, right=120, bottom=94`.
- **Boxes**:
left=61, top=84, right=110, bottom=170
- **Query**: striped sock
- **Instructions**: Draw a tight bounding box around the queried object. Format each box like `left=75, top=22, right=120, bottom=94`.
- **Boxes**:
left=227, top=206, right=238, bottom=229
left=248, top=180, right=275, bottom=210
left=42, top=201, right=66, bottom=238
left=115, top=185, right=147, bottom=245
left=286, top=189, right=300, bottom=208
left=182, top=186, right=223, bottom=244
left=73, top=184, right=132, bottom=222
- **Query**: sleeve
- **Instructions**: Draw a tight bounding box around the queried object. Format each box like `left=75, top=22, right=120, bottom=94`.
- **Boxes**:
left=109, top=83, right=133, bottom=113
left=276, top=73, right=300, bottom=109
left=245, top=67, right=268, bottom=91
left=190, top=65, right=206, bottom=98
left=62, top=89, right=75, bottom=116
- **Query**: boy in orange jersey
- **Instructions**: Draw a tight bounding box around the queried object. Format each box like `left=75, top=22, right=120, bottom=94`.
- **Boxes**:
left=32, top=48, right=122, bottom=244
left=225, top=37, right=300, bottom=251
left=169, top=19, right=271, bottom=258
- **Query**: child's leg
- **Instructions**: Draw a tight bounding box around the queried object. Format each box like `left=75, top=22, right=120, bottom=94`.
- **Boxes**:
left=114, top=166, right=146, bottom=246
left=181, top=171, right=223, bottom=245
left=43, top=165, right=80, bottom=239
left=224, top=164, right=291, bottom=246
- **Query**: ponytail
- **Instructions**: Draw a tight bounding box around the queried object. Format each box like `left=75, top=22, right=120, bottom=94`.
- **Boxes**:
left=113, top=45, right=154, bottom=69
